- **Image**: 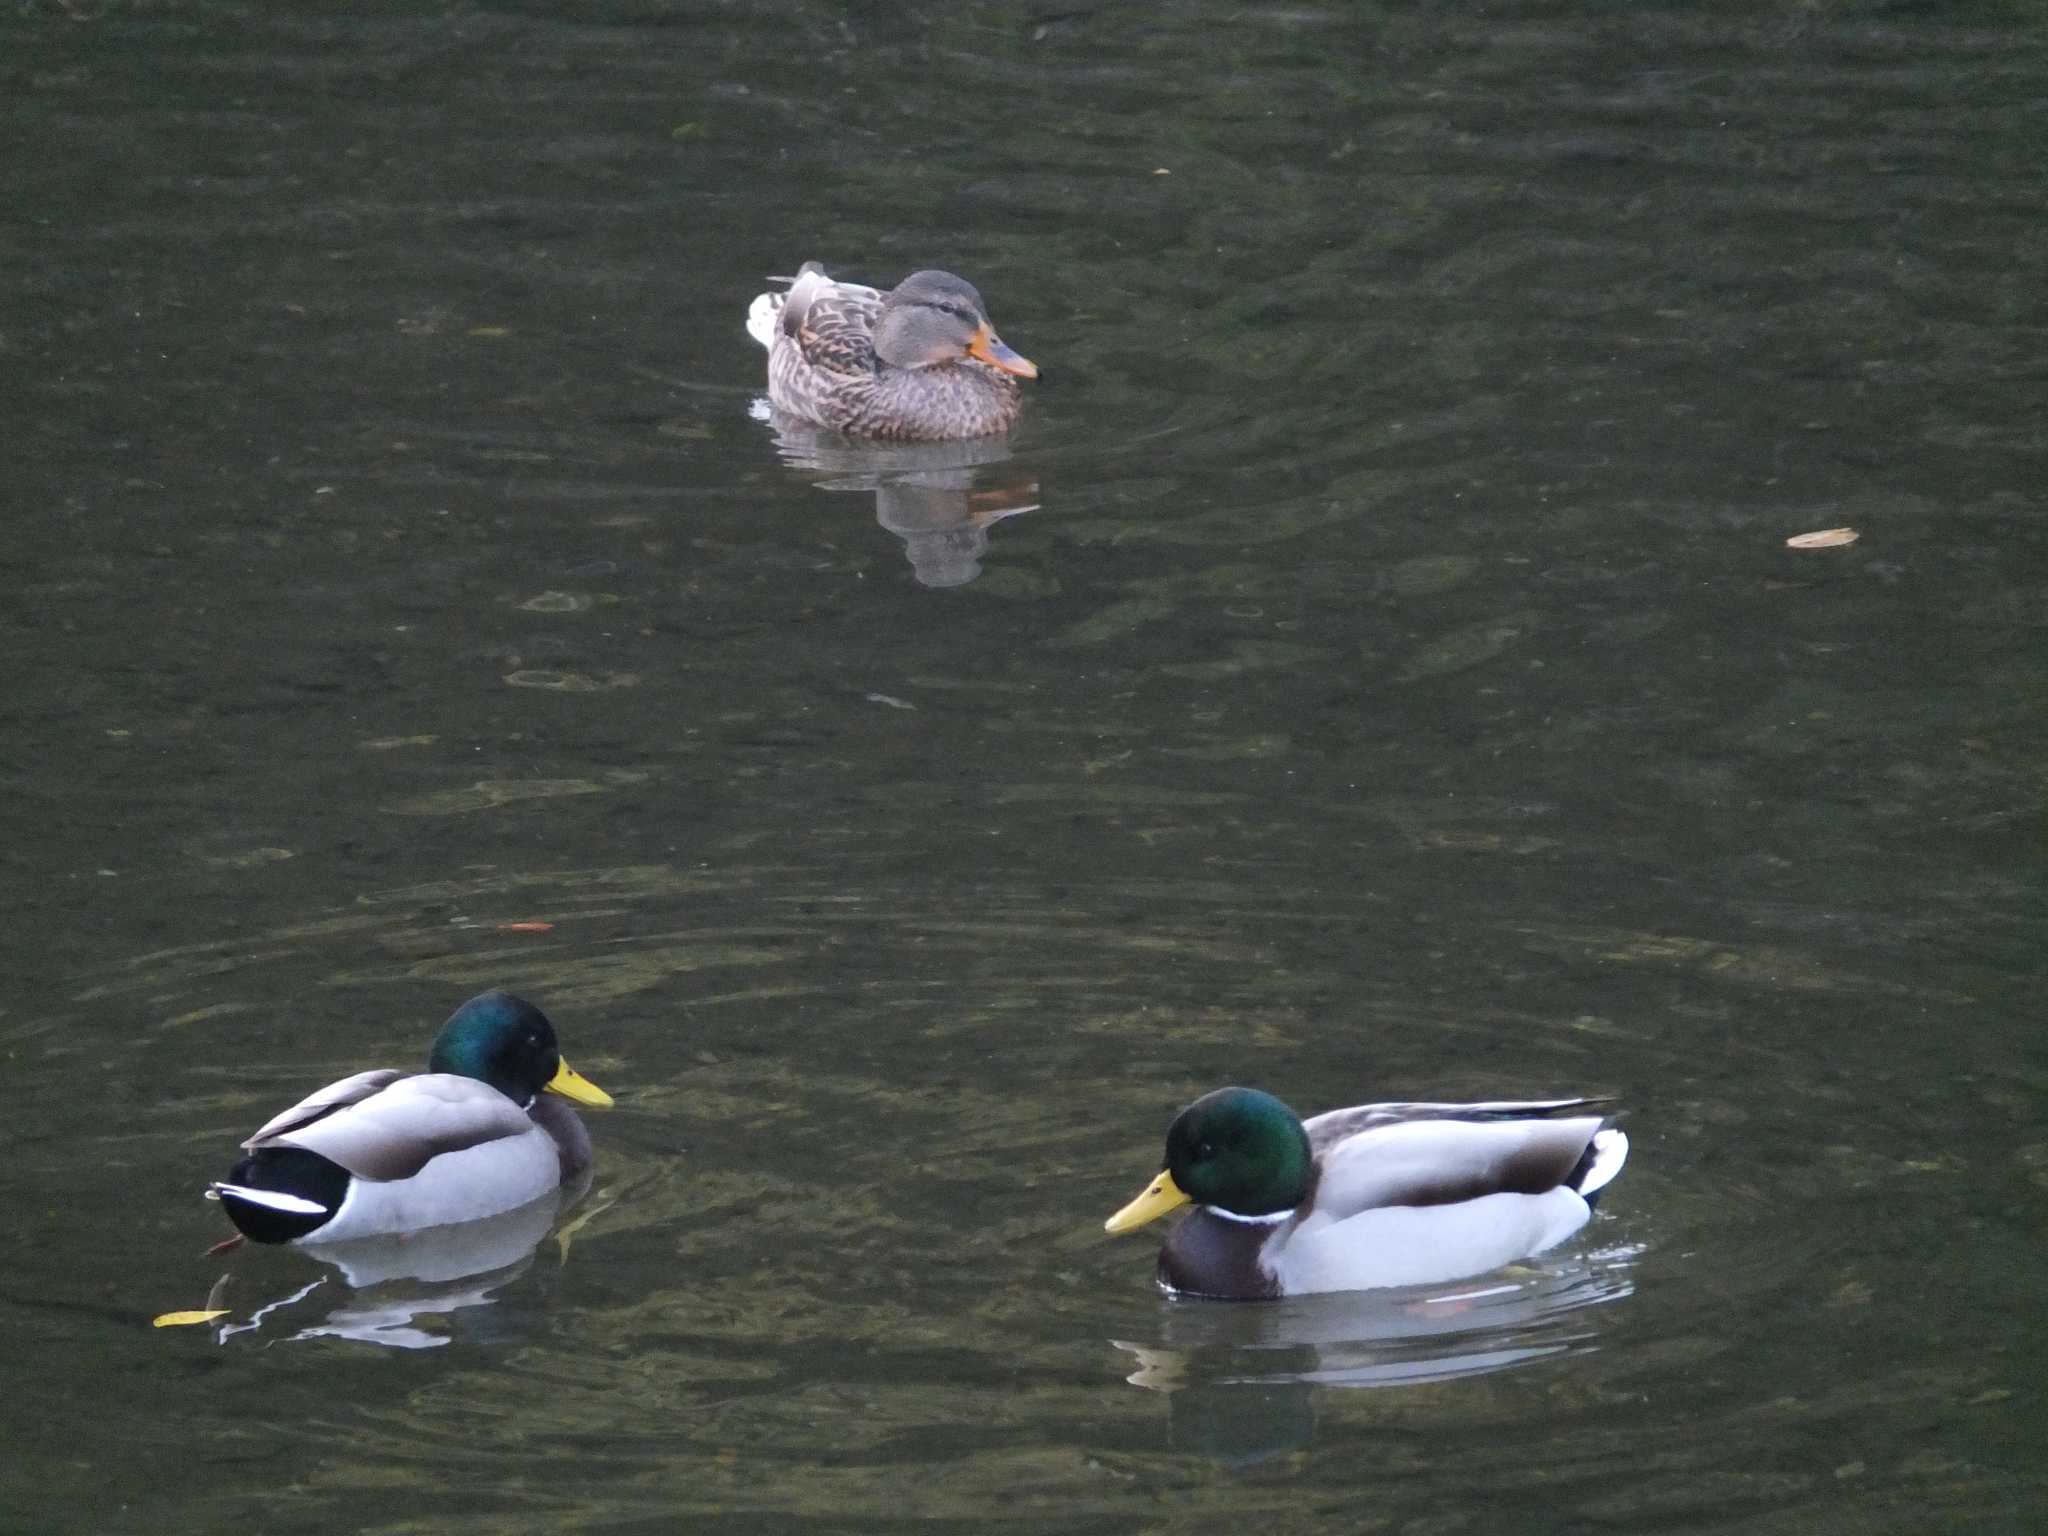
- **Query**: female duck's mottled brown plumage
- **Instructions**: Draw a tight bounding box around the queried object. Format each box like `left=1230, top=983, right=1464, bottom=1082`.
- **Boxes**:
left=747, top=263, right=1037, bottom=441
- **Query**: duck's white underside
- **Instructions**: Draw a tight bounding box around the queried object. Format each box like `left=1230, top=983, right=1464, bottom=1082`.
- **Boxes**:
left=311, top=1125, right=562, bottom=1242
left=217, top=1123, right=565, bottom=1244
left=1266, top=1187, right=1595, bottom=1294
left=303, top=1186, right=566, bottom=1286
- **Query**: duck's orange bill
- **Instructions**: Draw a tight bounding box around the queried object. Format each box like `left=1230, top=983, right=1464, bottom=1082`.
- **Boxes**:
left=546, top=1057, right=615, bottom=1108
left=968, top=324, right=1038, bottom=379
left=1105, top=1170, right=1190, bottom=1234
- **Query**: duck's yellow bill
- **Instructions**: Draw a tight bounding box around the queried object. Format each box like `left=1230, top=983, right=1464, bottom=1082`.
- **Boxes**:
left=968, top=324, right=1038, bottom=379
left=1105, top=1170, right=1190, bottom=1234
left=153, top=1309, right=230, bottom=1328
left=546, top=1058, right=614, bottom=1108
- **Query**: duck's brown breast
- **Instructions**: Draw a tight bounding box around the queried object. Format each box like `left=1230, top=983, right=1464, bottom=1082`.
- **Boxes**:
left=1158, top=1208, right=1283, bottom=1300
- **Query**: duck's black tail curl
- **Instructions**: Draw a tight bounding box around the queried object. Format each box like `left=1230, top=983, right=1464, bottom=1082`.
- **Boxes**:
left=210, top=1147, right=348, bottom=1244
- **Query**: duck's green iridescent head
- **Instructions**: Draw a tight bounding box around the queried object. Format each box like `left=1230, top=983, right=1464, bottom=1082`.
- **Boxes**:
left=428, top=990, right=613, bottom=1109
left=1106, top=1087, right=1312, bottom=1232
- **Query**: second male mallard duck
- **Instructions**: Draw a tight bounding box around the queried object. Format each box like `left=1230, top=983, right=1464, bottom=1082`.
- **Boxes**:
left=208, top=990, right=613, bottom=1245
left=745, top=262, right=1037, bottom=441
left=1106, top=1088, right=1628, bottom=1298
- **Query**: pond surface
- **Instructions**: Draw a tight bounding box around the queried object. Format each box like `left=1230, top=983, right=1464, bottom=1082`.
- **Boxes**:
left=6, top=2, right=2045, bottom=1532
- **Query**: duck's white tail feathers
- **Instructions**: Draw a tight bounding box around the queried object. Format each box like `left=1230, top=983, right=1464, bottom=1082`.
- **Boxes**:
left=745, top=291, right=781, bottom=350
left=748, top=262, right=842, bottom=349
left=1576, top=1128, right=1629, bottom=1198
left=209, top=1181, right=330, bottom=1217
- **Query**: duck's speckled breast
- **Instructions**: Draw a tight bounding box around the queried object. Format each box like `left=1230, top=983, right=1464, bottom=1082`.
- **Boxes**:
left=770, top=340, right=1023, bottom=442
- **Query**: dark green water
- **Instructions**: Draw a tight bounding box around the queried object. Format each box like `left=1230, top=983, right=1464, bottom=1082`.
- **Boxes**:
left=6, top=2, right=2045, bottom=1532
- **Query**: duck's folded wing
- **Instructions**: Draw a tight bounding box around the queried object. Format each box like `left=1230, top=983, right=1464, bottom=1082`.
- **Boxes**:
left=251, top=1073, right=538, bottom=1183
left=241, top=1069, right=406, bottom=1147
left=1305, top=1097, right=1610, bottom=1139
left=782, top=265, right=883, bottom=376
left=1305, top=1109, right=1609, bottom=1218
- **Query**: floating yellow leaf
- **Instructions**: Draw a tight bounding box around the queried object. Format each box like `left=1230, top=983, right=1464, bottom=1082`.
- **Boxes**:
left=553, top=1197, right=616, bottom=1265
left=1786, top=527, right=1859, bottom=549
left=157, top=1273, right=234, bottom=1326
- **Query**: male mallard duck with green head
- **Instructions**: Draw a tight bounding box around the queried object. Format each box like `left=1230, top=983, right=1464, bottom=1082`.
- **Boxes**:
left=209, top=990, right=613, bottom=1245
left=746, top=262, right=1037, bottom=441
left=1107, top=1088, right=1628, bottom=1298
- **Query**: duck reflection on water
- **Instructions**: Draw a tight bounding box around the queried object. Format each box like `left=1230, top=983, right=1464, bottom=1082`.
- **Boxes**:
left=199, top=1178, right=587, bottom=1349
left=1112, top=1241, right=1642, bottom=1464
left=751, top=401, right=1041, bottom=589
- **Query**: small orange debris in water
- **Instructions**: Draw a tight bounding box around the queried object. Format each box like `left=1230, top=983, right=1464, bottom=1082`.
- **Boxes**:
left=205, top=1233, right=246, bottom=1257
left=1786, top=527, right=1859, bottom=549
left=497, top=921, right=556, bottom=932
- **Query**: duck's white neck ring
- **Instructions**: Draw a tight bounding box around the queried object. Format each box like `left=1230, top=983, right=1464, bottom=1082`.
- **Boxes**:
left=1201, top=1206, right=1289, bottom=1227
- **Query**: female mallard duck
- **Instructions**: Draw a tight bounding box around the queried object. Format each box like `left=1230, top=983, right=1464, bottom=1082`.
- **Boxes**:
left=745, top=262, right=1037, bottom=440
left=1106, top=1088, right=1628, bottom=1298
left=208, top=990, right=613, bottom=1245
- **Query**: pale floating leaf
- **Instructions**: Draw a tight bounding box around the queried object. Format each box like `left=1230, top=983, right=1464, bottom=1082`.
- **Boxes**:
left=553, top=1198, right=617, bottom=1265
left=1786, top=527, right=1859, bottom=549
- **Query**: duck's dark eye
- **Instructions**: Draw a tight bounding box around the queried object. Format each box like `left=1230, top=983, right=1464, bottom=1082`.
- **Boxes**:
left=1197, top=1140, right=1216, bottom=1159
